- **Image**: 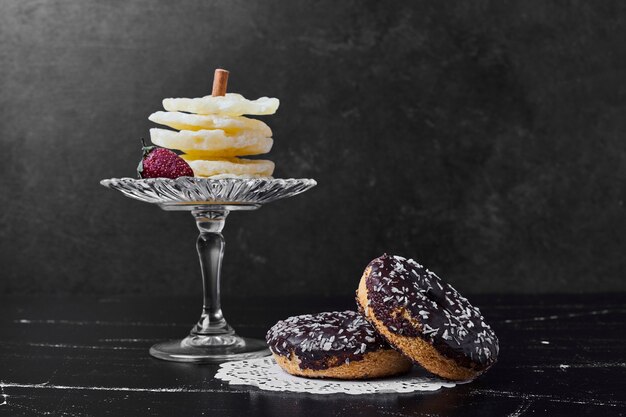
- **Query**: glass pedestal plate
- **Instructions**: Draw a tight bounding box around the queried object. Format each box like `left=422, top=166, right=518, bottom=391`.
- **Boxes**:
left=100, top=177, right=316, bottom=363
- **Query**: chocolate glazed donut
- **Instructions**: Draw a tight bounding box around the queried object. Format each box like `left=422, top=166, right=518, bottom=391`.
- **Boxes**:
left=356, top=254, right=499, bottom=381
left=266, top=311, right=412, bottom=379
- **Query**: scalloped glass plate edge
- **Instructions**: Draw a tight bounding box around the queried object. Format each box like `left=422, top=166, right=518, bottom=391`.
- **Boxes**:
left=100, top=177, right=317, bottom=207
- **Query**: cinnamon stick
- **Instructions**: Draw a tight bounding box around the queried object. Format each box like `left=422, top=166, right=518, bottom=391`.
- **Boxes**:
left=212, top=69, right=229, bottom=96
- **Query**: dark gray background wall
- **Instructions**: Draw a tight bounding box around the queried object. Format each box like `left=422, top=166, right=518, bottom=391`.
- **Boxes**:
left=1, top=1, right=624, bottom=297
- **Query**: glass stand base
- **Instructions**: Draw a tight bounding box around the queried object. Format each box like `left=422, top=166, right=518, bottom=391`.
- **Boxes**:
left=149, top=335, right=270, bottom=363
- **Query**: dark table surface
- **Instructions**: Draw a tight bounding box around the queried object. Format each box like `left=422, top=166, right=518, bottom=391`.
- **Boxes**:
left=0, top=293, right=624, bottom=416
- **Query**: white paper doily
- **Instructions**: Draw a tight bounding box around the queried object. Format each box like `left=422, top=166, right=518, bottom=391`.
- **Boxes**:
left=215, top=357, right=460, bottom=395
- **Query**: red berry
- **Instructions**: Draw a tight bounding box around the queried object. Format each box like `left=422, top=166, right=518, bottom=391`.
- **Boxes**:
left=137, top=141, right=194, bottom=179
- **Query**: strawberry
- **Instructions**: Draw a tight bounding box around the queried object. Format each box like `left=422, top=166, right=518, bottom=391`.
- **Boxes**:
left=137, top=138, right=194, bottom=179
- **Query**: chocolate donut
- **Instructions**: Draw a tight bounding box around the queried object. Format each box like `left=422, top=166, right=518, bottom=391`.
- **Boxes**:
left=266, top=311, right=412, bottom=379
left=356, top=254, right=499, bottom=381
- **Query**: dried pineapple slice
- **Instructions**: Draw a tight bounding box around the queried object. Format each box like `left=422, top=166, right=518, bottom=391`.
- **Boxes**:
left=148, top=112, right=272, bottom=136
left=150, top=128, right=272, bottom=157
left=162, top=93, right=279, bottom=116
left=181, top=155, right=275, bottom=178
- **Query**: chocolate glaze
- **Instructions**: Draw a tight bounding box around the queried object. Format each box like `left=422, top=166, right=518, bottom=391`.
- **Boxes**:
left=266, top=311, right=390, bottom=371
left=362, top=254, right=499, bottom=371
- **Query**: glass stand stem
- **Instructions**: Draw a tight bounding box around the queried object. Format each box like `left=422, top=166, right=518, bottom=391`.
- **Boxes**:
left=148, top=206, right=270, bottom=363
left=191, top=209, right=234, bottom=336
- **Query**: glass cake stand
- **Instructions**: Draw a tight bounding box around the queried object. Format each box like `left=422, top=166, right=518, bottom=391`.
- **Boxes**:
left=100, top=176, right=316, bottom=363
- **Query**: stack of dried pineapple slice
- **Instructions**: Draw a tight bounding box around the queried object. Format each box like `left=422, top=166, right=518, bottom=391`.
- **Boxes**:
left=148, top=72, right=279, bottom=178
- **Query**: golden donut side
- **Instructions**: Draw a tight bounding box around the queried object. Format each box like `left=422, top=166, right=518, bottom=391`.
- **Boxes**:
left=272, top=348, right=412, bottom=380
